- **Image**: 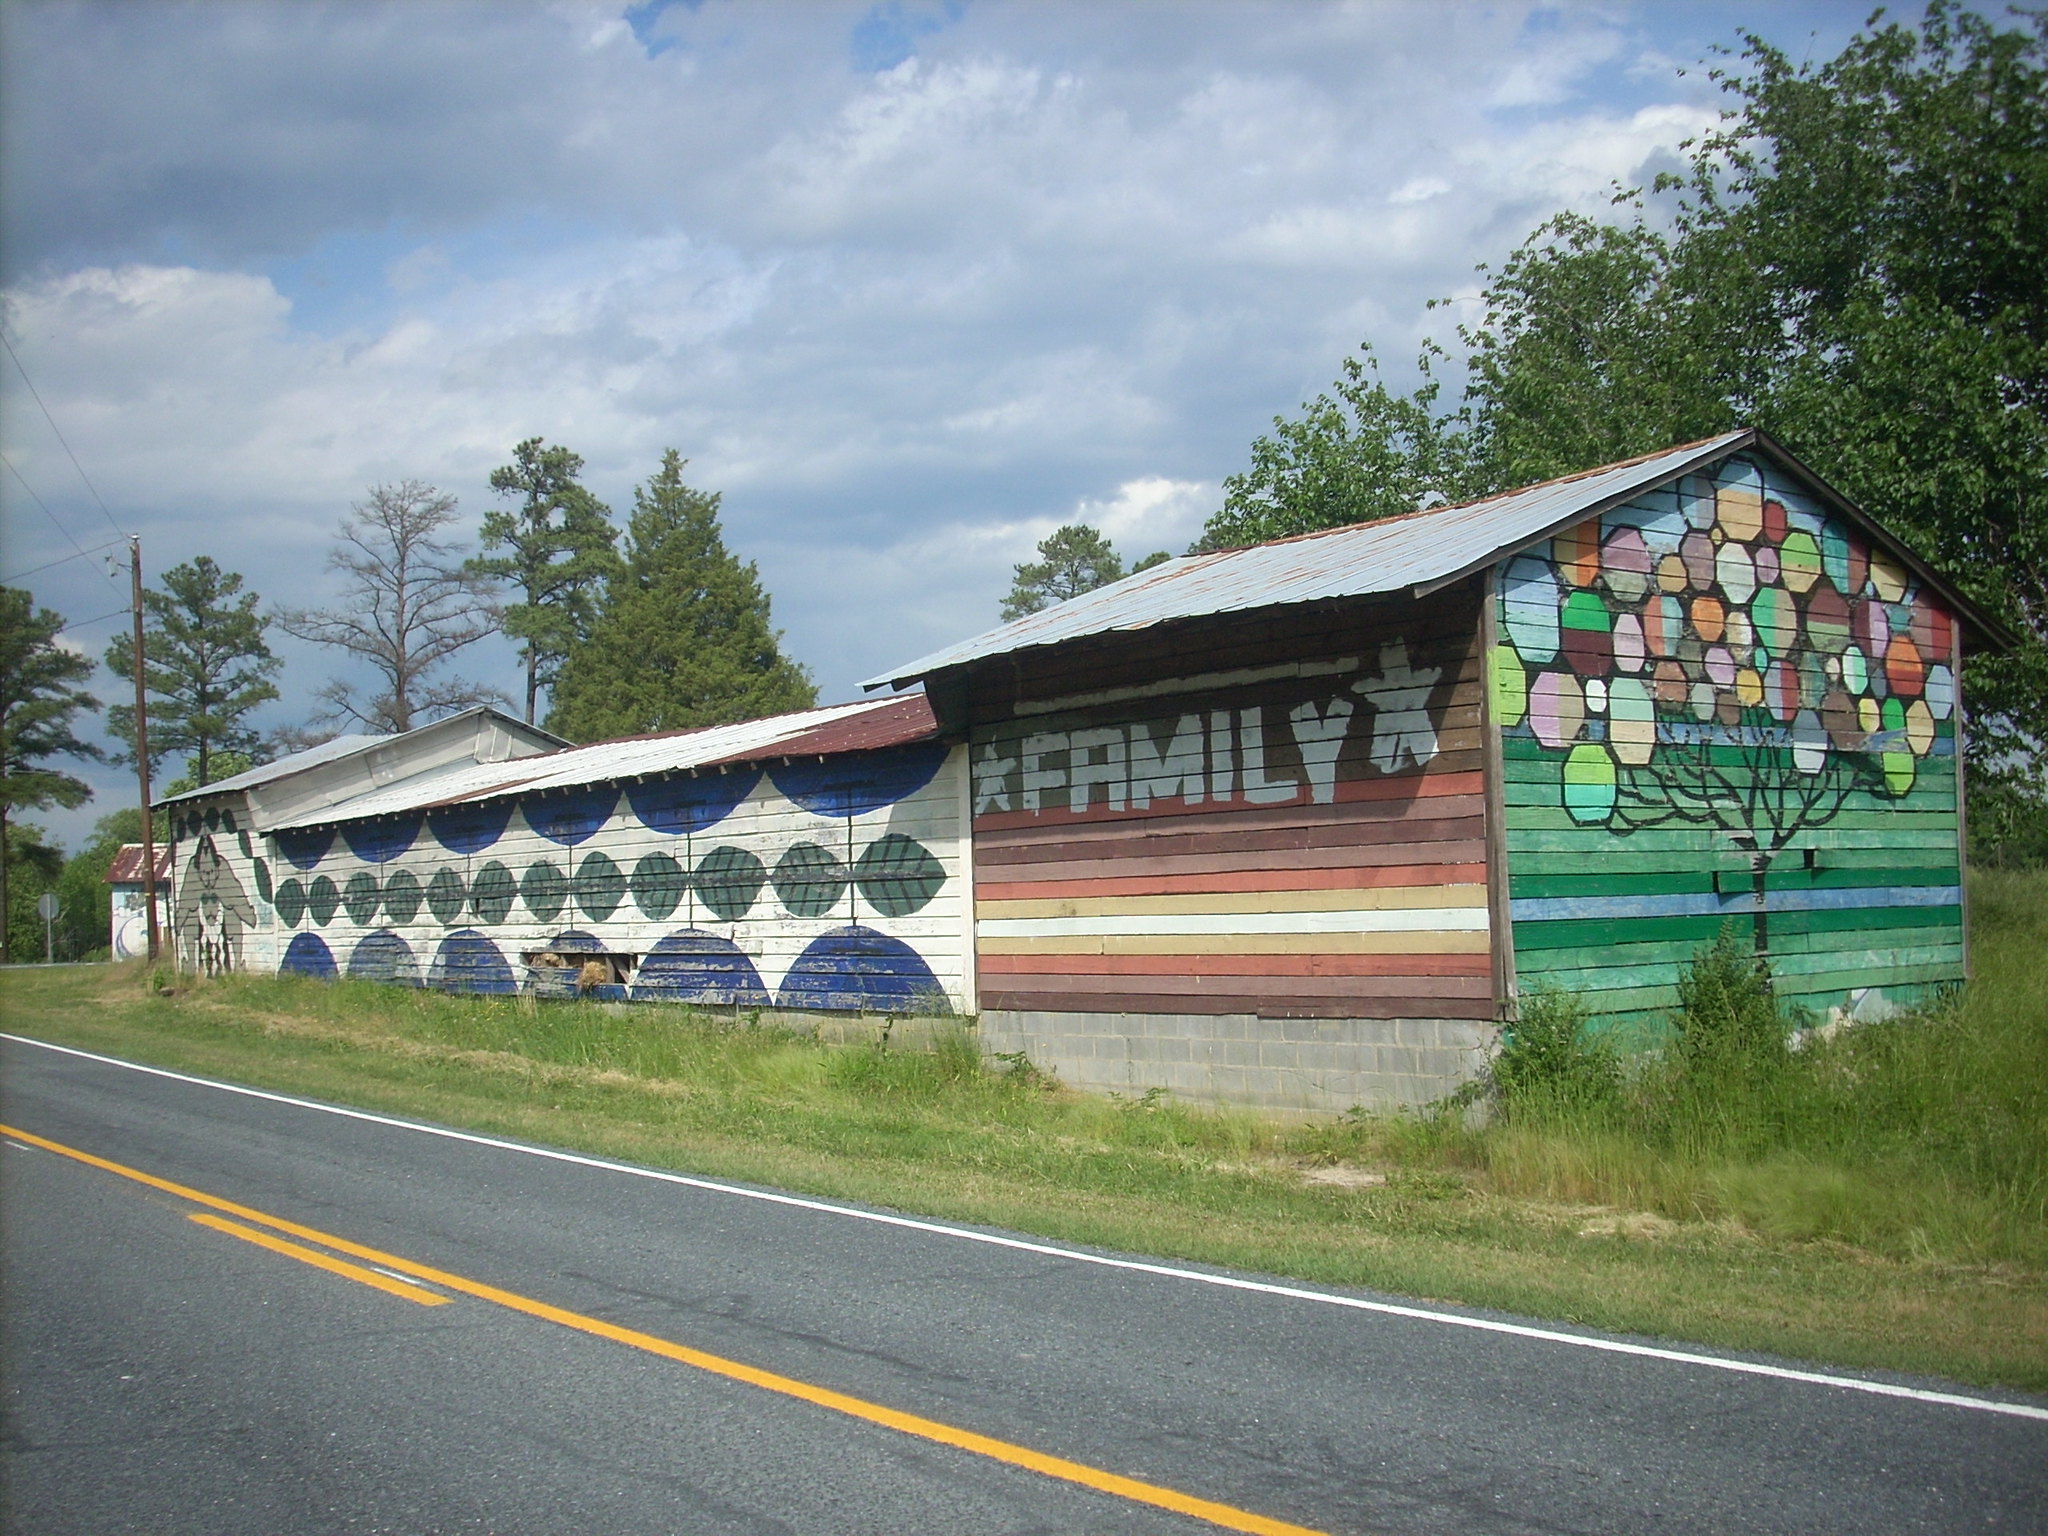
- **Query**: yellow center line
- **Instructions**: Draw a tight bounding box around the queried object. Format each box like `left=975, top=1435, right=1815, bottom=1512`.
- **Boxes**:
left=1, top=1123, right=1330, bottom=1536
left=188, top=1210, right=451, bottom=1305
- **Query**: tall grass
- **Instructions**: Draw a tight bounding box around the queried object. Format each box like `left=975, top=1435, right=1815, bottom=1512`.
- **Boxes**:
left=1478, top=871, right=2048, bottom=1267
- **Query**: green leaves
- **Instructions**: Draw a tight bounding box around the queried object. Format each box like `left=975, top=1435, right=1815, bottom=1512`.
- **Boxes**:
left=545, top=449, right=814, bottom=742
left=1000, top=524, right=1130, bottom=619
left=102, top=556, right=278, bottom=784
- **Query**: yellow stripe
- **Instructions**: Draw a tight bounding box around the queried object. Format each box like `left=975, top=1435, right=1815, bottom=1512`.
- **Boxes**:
left=979, top=931, right=1492, bottom=956
left=978, top=883, right=1489, bottom=919
left=188, top=1211, right=451, bottom=1305
left=1, top=1123, right=1328, bottom=1536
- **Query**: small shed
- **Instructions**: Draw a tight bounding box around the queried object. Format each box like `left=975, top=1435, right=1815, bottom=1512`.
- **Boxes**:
left=866, top=429, right=1998, bottom=1111
left=106, top=843, right=172, bottom=960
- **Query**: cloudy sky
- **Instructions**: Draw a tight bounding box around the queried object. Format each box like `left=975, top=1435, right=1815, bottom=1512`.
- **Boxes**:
left=2, top=0, right=1868, bottom=847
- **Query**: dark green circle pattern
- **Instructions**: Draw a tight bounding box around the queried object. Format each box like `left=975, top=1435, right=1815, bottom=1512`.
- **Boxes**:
left=631, top=852, right=686, bottom=920
left=252, top=857, right=273, bottom=905
left=522, top=861, right=568, bottom=923
left=576, top=852, right=626, bottom=922
left=695, top=845, right=764, bottom=921
left=273, top=877, right=306, bottom=926
left=773, top=842, right=847, bottom=917
left=853, top=833, right=945, bottom=916
left=308, top=875, right=340, bottom=925
left=471, top=861, right=516, bottom=924
left=426, top=868, right=467, bottom=924
left=342, top=871, right=381, bottom=925
left=383, top=869, right=422, bottom=923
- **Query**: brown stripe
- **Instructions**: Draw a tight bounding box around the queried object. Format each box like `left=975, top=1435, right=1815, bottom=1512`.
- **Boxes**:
left=975, top=838, right=1491, bottom=884
left=973, top=769, right=1488, bottom=835
left=984, top=969, right=1495, bottom=1000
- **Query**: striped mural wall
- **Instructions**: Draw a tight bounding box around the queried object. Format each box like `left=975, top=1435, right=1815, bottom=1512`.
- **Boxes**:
left=969, top=595, right=1493, bottom=1020
left=1492, top=450, right=1966, bottom=1026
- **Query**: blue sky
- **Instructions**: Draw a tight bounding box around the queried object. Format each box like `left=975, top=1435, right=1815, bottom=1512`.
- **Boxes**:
left=1, top=0, right=1874, bottom=848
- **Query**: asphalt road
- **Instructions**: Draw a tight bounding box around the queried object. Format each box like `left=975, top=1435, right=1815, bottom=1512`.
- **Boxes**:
left=2, top=1032, right=2043, bottom=1536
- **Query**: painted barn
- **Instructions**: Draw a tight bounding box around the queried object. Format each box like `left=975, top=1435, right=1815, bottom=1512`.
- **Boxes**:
left=864, top=429, right=1995, bottom=1111
left=158, top=696, right=974, bottom=1016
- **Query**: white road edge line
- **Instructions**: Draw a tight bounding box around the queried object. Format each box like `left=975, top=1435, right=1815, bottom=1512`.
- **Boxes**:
left=8, top=1031, right=2045, bottom=1425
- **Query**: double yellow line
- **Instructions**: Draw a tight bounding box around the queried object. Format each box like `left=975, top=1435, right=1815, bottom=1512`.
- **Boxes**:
left=2, top=1123, right=1330, bottom=1536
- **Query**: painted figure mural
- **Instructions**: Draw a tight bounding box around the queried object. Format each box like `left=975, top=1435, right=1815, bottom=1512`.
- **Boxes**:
left=173, top=831, right=258, bottom=976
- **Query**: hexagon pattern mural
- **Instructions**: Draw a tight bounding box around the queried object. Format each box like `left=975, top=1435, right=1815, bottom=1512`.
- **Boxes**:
left=238, top=747, right=969, bottom=1015
left=1496, top=454, right=1964, bottom=1025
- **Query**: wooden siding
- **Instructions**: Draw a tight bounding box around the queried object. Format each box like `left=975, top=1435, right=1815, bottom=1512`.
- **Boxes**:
left=172, top=748, right=975, bottom=1014
left=971, top=588, right=1493, bottom=1018
left=1492, top=450, right=1966, bottom=1026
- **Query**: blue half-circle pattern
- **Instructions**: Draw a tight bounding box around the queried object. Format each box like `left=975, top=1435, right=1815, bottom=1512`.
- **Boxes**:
left=775, top=927, right=946, bottom=1013
left=769, top=742, right=948, bottom=818
left=429, top=929, right=516, bottom=994
left=428, top=799, right=516, bottom=855
left=273, top=826, right=334, bottom=871
left=347, top=931, right=420, bottom=986
left=279, top=932, right=337, bottom=980
left=522, top=786, right=618, bottom=846
left=524, top=929, right=607, bottom=998
left=626, top=767, right=760, bottom=834
left=632, top=931, right=769, bottom=1007
left=340, top=814, right=421, bottom=864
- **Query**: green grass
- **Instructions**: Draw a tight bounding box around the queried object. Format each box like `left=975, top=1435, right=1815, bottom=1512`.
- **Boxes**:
left=2, top=871, right=2044, bottom=1394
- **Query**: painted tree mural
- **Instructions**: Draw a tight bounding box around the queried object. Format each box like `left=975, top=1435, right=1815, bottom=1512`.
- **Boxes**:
left=1492, top=454, right=1958, bottom=963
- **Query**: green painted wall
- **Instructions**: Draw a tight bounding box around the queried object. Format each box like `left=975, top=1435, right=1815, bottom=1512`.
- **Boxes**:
left=1491, top=450, right=1965, bottom=1029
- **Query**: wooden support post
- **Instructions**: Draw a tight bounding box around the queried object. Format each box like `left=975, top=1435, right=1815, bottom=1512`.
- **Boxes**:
left=129, top=537, right=161, bottom=964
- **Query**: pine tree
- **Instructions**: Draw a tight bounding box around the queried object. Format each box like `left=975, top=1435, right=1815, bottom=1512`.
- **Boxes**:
left=1000, top=524, right=1127, bottom=621
left=547, top=452, right=815, bottom=742
left=468, top=439, right=619, bottom=723
left=1, top=587, right=101, bottom=963
left=105, top=555, right=280, bottom=784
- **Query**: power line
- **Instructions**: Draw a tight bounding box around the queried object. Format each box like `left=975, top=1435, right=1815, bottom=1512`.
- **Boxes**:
left=54, top=604, right=137, bottom=634
left=0, top=328, right=127, bottom=540
left=0, top=450, right=129, bottom=597
left=2, top=535, right=129, bottom=586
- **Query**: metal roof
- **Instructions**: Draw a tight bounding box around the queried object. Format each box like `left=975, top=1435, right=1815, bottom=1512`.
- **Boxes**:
left=106, top=844, right=173, bottom=884
left=863, top=434, right=1748, bottom=690
left=265, top=692, right=938, bottom=832
left=161, top=733, right=390, bottom=803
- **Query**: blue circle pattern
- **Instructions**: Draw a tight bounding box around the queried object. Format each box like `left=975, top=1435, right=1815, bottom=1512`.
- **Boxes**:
left=768, top=742, right=948, bottom=817
left=280, top=932, right=337, bottom=980
left=632, top=932, right=769, bottom=1006
left=776, top=927, right=945, bottom=1012
left=523, top=786, right=618, bottom=847
left=428, top=799, right=516, bottom=855
left=627, top=768, right=760, bottom=834
left=430, top=929, right=516, bottom=994
left=348, top=931, right=420, bottom=985
left=341, top=814, right=420, bottom=864
left=273, top=826, right=334, bottom=871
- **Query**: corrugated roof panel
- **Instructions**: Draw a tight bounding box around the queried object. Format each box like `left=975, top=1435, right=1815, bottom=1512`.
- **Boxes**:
left=265, top=693, right=938, bottom=831
left=861, top=433, right=1750, bottom=689
left=161, top=733, right=389, bottom=802
left=106, top=844, right=174, bottom=883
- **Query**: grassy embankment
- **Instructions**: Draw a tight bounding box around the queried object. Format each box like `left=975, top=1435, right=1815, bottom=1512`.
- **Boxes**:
left=2, top=869, right=2042, bottom=1393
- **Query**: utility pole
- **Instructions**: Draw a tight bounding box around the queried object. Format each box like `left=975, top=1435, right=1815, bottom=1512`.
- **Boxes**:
left=129, top=537, right=161, bottom=963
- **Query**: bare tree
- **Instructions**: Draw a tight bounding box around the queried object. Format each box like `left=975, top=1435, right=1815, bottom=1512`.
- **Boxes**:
left=279, top=482, right=503, bottom=734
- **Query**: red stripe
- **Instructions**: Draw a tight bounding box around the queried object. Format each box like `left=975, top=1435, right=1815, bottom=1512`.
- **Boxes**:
left=980, top=952, right=1491, bottom=978
left=971, top=766, right=1486, bottom=833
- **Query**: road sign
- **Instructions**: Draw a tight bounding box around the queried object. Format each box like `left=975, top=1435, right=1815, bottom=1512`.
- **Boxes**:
left=36, top=892, right=58, bottom=920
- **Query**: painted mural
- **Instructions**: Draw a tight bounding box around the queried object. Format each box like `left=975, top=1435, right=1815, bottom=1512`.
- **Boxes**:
left=199, top=743, right=972, bottom=1014
left=1493, top=451, right=1965, bottom=1023
left=970, top=609, right=1495, bottom=1021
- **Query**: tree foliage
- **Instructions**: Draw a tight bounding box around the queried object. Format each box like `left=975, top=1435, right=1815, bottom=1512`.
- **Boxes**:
left=1197, top=3, right=2047, bottom=811
left=0, top=587, right=100, bottom=962
left=1001, top=524, right=1134, bottom=620
left=104, top=555, right=278, bottom=785
left=468, top=439, right=619, bottom=722
left=547, top=451, right=815, bottom=741
left=280, top=481, right=501, bottom=735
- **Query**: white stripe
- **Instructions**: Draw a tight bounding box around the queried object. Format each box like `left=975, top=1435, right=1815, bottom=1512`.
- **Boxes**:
left=6, top=1031, right=2043, bottom=1425
left=979, top=907, right=1493, bottom=938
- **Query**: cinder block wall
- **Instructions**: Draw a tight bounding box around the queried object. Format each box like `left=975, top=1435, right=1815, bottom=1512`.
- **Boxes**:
left=979, top=1009, right=1495, bottom=1115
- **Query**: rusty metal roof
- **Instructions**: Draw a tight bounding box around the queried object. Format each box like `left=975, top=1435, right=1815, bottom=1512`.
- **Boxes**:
left=863, top=433, right=1753, bottom=690
left=264, top=693, right=938, bottom=832
left=106, top=844, right=173, bottom=884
